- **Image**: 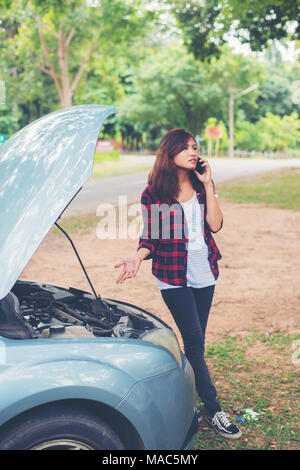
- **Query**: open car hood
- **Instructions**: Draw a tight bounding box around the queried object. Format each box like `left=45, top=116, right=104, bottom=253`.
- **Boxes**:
left=0, top=104, right=116, bottom=300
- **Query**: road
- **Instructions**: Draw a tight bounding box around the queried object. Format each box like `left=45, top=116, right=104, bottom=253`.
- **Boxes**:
left=62, top=156, right=300, bottom=217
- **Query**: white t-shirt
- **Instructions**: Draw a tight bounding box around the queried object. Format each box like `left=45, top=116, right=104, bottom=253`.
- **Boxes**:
left=156, top=191, right=219, bottom=290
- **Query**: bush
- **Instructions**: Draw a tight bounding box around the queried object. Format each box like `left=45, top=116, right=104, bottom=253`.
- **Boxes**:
left=235, top=120, right=262, bottom=151
left=235, top=112, right=300, bottom=152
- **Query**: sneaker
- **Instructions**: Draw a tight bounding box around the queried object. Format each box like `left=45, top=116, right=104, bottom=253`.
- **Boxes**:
left=205, top=410, right=242, bottom=439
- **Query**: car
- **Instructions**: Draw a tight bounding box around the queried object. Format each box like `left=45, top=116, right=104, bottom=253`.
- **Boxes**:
left=0, top=104, right=198, bottom=450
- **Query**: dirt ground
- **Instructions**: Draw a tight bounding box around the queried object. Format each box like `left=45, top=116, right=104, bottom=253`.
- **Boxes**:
left=21, top=198, right=300, bottom=347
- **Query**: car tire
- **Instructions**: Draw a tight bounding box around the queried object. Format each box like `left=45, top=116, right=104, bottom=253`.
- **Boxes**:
left=0, top=403, right=125, bottom=450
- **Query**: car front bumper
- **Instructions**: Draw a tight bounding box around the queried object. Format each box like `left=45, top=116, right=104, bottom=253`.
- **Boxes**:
left=115, top=354, right=197, bottom=450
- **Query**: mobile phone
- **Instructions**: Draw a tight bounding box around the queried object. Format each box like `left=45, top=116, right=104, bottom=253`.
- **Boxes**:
left=195, top=157, right=205, bottom=174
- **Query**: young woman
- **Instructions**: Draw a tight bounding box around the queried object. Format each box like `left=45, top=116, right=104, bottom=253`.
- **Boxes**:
left=114, top=128, right=242, bottom=439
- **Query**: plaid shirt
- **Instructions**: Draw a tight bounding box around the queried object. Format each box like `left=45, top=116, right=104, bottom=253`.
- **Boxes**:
left=137, top=180, right=223, bottom=286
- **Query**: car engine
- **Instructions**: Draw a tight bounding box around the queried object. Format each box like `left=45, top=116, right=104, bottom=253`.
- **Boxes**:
left=0, top=280, right=163, bottom=341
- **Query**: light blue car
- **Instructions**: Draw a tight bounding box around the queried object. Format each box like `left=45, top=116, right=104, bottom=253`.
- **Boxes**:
left=0, top=105, right=198, bottom=450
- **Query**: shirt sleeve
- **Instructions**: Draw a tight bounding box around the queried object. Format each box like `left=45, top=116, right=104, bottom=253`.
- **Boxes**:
left=136, top=190, right=159, bottom=260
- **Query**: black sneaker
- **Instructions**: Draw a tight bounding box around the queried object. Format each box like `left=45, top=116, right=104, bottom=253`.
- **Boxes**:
left=205, top=410, right=242, bottom=439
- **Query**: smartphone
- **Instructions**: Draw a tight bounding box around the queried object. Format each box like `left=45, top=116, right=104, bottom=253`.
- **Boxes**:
left=195, top=157, right=205, bottom=174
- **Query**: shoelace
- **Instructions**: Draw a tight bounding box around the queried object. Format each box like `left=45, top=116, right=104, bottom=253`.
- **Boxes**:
left=212, top=411, right=232, bottom=428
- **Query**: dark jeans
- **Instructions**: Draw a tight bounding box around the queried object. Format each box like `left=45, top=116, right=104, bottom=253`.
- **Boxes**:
left=160, top=285, right=221, bottom=416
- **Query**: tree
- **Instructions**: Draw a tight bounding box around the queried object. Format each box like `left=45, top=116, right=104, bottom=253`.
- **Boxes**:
left=117, top=42, right=264, bottom=149
left=168, top=0, right=300, bottom=61
left=171, top=0, right=227, bottom=61
left=234, top=118, right=263, bottom=151
left=117, top=40, right=221, bottom=146
left=259, top=112, right=300, bottom=151
left=204, top=45, right=264, bottom=119
left=235, top=111, right=300, bottom=151
left=1, top=0, right=155, bottom=108
left=255, top=62, right=300, bottom=119
left=224, top=0, right=300, bottom=52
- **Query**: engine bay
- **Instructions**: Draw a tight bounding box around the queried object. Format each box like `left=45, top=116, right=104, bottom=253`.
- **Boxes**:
left=0, top=280, right=163, bottom=340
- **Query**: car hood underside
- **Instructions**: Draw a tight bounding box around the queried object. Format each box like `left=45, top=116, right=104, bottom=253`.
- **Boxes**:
left=0, top=105, right=116, bottom=301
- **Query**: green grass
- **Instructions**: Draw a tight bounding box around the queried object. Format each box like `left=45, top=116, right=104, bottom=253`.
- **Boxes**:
left=217, top=167, right=300, bottom=211
left=92, top=164, right=151, bottom=179
left=91, top=154, right=153, bottom=179
left=51, top=214, right=98, bottom=234
left=193, top=330, right=300, bottom=450
left=92, top=151, right=152, bottom=178
left=93, top=150, right=120, bottom=163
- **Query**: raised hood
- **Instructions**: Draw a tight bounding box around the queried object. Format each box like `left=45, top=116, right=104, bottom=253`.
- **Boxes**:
left=0, top=104, right=116, bottom=300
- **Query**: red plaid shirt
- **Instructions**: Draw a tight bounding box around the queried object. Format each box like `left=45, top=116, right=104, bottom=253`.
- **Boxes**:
left=137, top=180, right=223, bottom=286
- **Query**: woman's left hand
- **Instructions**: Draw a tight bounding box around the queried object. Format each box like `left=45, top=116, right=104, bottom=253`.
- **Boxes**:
left=193, top=156, right=212, bottom=185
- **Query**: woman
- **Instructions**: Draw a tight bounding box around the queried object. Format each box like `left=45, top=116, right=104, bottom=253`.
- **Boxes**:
left=114, top=128, right=242, bottom=439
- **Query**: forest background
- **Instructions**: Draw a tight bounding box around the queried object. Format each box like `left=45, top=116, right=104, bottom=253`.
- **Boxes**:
left=0, top=0, right=300, bottom=156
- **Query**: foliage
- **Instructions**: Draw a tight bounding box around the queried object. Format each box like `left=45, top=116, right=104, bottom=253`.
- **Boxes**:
left=0, top=104, right=18, bottom=135
left=170, top=0, right=300, bottom=61
left=0, top=0, right=156, bottom=133
left=259, top=112, right=300, bottom=150
left=224, top=0, right=300, bottom=51
left=234, top=118, right=262, bottom=151
left=0, top=0, right=299, bottom=154
left=171, top=0, right=227, bottom=61
left=117, top=40, right=216, bottom=143
left=117, top=42, right=264, bottom=149
left=235, top=112, right=300, bottom=151
left=255, top=62, right=300, bottom=119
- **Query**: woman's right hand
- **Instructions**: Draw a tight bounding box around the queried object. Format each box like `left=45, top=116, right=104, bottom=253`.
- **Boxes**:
left=114, top=254, right=142, bottom=284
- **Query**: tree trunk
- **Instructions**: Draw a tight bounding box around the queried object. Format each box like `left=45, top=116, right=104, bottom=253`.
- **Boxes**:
left=35, top=15, right=93, bottom=108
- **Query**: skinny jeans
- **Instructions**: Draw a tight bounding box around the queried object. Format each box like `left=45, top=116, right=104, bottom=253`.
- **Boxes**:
left=160, top=285, right=221, bottom=416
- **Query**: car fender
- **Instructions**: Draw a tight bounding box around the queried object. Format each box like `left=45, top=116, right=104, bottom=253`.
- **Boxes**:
left=115, top=366, right=196, bottom=450
left=0, top=359, right=138, bottom=427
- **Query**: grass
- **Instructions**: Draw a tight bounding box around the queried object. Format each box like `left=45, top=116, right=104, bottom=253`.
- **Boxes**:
left=193, top=330, right=300, bottom=450
left=91, top=153, right=153, bottom=180
left=94, top=150, right=120, bottom=163
left=217, top=167, right=300, bottom=211
left=92, top=163, right=151, bottom=179
left=51, top=214, right=98, bottom=234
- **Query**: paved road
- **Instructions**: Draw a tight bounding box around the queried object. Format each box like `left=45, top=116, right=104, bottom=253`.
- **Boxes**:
left=62, top=157, right=300, bottom=217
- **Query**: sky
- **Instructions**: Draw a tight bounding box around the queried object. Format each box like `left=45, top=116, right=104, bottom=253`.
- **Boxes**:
left=227, top=36, right=299, bottom=63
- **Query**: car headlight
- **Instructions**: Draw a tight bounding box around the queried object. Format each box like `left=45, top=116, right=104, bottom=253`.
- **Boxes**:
left=140, top=327, right=182, bottom=368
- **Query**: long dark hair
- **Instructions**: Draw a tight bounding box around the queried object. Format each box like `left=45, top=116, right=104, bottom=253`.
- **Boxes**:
left=148, top=128, right=202, bottom=202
